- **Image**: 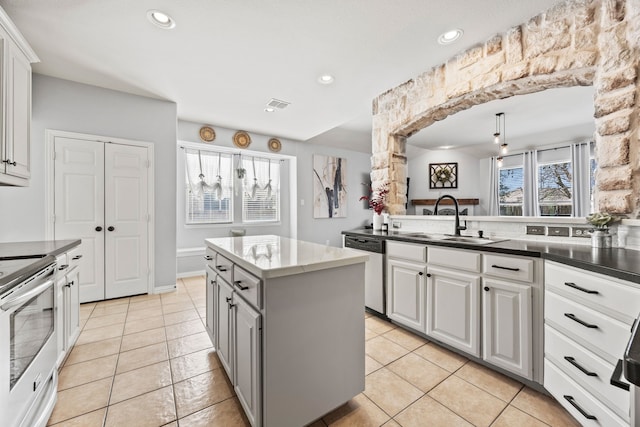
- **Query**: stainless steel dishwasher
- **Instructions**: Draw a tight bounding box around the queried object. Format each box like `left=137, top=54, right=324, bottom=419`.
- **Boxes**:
left=343, top=235, right=385, bottom=315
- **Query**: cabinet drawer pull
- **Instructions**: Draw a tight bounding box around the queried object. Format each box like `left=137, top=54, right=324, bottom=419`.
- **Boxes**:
left=563, top=395, right=597, bottom=420
left=491, top=264, right=520, bottom=272
left=204, top=255, right=213, bottom=261
left=564, top=281, right=599, bottom=295
left=2, top=159, right=17, bottom=166
left=564, top=313, right=598, bottom=329
left=216, top=265, right=227, bottom=272
left=564, top=356, right=598, bottom=377
left=72, top=255, right=83, bottom=260
left=234, top=280, right=249, bottom=290
left=58, top=264, right=69, bottom=270
left=225, top=297, right=232, bottom=303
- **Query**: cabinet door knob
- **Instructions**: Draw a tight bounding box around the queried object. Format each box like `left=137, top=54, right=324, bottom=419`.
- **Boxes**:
left=484, top=286, right=490, bottom=292
left=426, top=273, right=431, bottom=278
left=95, top=226, right=103, bottom=232
left=418, top=272, right=423, bottom=276
left=108, top=226, right=115, bottom=232
left=225, top=297, right=232, bottom=303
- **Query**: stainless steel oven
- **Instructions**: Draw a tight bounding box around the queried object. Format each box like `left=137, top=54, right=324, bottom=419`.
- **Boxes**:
left=1, top=258, right=58, bottom=427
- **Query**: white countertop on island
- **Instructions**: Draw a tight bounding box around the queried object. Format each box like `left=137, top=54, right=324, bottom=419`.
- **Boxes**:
left=205, top=235, right=368, bottom=279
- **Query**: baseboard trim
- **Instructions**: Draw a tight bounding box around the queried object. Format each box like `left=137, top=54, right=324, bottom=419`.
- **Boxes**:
left=177, top=270, right=206, bottom=279
left=177, top=247, right=205, bottom=258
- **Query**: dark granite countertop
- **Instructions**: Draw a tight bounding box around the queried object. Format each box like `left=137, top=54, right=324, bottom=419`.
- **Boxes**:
left=343, top=229, right=640, bottom=284
left=0, top=240, right=82, bottom=295
left=0, top=239, right=81, bottom=260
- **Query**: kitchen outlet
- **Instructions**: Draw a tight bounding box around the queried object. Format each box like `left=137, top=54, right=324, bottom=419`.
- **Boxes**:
left=300, top=199, right=305, bottom=206
left=572, top=227, right=592, bottom=237
left=526, top=225, right=545, bottom=235
left=547, top=226, right=570, bottom=237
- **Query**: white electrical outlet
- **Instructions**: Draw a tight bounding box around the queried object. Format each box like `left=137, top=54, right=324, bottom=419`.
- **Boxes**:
left=300, top=199, right=305, bottom=206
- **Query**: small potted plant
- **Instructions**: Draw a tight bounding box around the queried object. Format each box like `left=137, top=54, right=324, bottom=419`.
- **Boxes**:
left=586, top=212, right=618, bottom=248
left=360, top=184, right=388, bottom=230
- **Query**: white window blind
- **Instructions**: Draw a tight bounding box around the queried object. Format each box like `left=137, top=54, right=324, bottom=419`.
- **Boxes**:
left=184, top=148, right=233, bottom=224
left=242, top=156, right=280, bottom=223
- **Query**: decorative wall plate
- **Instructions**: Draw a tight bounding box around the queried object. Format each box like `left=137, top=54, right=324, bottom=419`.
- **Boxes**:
left=233, top=131, right=251, bottom=148
left=268, top=138, right=282, bottom=152
left=199, top=126, right=216, bottom=142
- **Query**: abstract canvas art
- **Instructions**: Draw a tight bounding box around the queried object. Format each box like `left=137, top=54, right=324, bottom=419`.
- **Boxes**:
left=313, top=154, right=347, bottom=218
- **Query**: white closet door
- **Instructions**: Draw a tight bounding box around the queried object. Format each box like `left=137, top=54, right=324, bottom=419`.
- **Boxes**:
left=104, top=143, right=149, bottom=299
left=54, top=138, right=105, bottom=302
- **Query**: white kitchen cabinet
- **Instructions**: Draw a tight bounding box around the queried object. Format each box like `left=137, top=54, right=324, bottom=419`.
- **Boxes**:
left=387, top=257, right=427, bottom=332
left=0, top=9, right=38, bottom=186
left=55, top=245, right=82, bottom=368
left=205, top=264, right=216, bottom=344
left=216, top=277, right=234, bottom=380
left=426, top=265, right=481, bottom=357
left=482, top=277, right=532, bottom=378
left=234, top=294, right=262, bottom=427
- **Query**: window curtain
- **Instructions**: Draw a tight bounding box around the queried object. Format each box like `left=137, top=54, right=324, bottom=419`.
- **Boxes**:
left=184, top=148, right=232, bottom=199
left=488, top=157, right=500, bottom=216
left=242, top=156, right=280, bottom=199
left=522, top=150, right=538, bottom=216
left=571, top=141, right=591, bottom=216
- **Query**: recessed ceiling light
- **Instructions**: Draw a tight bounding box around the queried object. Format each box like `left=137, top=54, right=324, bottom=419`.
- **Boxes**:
left=147, top=10, right=176, bottom=29
left=317, top=74, right=335, bottom=85
left=437, top=29, right=463, bottom=45
left=439, top=145, right=454, bottom=150
left=264, top=107, right=275, bottom=113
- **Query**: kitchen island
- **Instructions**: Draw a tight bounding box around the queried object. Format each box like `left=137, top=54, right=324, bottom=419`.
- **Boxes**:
left=204, top=235, right=368, bottom=427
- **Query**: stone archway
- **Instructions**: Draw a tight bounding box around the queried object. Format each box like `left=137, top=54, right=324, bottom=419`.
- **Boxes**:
left=372, top=0, right=639, bottom=216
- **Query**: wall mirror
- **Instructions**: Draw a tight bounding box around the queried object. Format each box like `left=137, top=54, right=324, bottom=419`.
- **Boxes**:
left=405, top=85, right=596, bottom=217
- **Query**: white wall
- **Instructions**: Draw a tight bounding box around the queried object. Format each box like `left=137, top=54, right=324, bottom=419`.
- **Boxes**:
left=406, top=145, right=484, bottom=214
left=0, top=74, right=178, bottom=289
left=176, top=120, right=372, bottom=266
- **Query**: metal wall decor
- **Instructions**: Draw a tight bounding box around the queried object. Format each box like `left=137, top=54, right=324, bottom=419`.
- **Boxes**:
left=233, top=130, right=251, bottom=148
left=429, top=162, right=458, bottom=189
left=199, top=126, right=216, bottom=142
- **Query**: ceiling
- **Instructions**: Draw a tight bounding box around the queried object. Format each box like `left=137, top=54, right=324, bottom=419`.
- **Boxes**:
left=1, top=0, right=565, bottom=151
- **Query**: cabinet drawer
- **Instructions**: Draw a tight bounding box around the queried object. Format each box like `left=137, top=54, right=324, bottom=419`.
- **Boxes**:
left=214, top=253, right=233, bottom=284
left=544, top=359, right=627, bottom=427
left=233, top=265, right=262, bottom=309
left=483, top=253, right=534, bottom=283
left=546, top=261, right=640, bottom=323
left=545, top=325, right=629, bottom=419
left=429, top=247, right=480, bottom=273
left=67, top=246, right=82, bottom=270
left=205, top=247, right=216, bottom=268
left=387, top=241, right=426, bottom=263
left=55, top=253, right=68, bottom=277
left=545, top=292, right=630, bottom=363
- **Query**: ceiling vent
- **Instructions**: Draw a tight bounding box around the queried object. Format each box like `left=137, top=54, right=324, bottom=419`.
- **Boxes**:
left=266, top=98, right=290, bottom=110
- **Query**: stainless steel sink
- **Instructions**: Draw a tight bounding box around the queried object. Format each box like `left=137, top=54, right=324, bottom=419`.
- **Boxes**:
left=393, top=232, right=446, bottom=239
left=441, top=236, right=508, bottom=245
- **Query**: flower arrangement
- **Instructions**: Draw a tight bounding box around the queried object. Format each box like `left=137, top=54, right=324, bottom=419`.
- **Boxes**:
left=586, top=212, right=618, bottom=229
left=360, top=184, right=388, bottom=215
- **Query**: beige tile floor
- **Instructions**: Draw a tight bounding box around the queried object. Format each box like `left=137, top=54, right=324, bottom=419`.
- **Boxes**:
left=47, top=276, right=580, bottom=427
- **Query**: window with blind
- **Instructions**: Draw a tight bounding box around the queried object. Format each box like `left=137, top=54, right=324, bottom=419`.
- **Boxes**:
left=183, top=147, right=282, bottom=225
left=184, top=149, right=233, bottom=224
left=499, top=167, right=524, bottom=216
left=242, top=157, right=280, bottom=223
left=538, top=161, right=572, bottom=216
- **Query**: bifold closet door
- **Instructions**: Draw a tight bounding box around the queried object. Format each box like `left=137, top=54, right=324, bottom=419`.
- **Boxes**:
left=54, top=138, right=105, bottom=302
left=104, top=143, right=149, bottom=299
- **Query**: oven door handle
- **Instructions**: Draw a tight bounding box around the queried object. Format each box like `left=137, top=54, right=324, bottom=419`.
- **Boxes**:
left=1, top=279, right=54, bottom=312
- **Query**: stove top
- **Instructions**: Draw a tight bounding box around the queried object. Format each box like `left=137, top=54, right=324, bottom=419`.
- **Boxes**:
left=0, top=256, right=56, bottom=297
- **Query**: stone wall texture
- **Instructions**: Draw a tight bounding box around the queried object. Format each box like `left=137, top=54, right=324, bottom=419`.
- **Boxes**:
left=372, top=0, right=640, bottom=217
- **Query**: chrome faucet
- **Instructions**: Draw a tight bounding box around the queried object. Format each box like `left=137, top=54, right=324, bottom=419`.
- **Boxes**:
left=434, top=195, right=467, bottom=236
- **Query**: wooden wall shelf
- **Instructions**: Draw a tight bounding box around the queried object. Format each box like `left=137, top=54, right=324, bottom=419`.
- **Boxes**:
left=411, top=198, right=479, bottom=206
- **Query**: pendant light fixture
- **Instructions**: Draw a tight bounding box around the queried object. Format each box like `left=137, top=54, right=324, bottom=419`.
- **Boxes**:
left=493, top=112, right=507, bottom=167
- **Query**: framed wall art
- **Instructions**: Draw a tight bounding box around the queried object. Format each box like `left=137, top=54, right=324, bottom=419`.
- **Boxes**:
left=313, top=154, right=347, bottom=218
left=429, top=162, right=458, bottom=189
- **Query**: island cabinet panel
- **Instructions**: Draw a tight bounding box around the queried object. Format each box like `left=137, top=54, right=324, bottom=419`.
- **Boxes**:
left=206, top=236, right=366, bottom=427
left=205, top=264, right=216, bottom=344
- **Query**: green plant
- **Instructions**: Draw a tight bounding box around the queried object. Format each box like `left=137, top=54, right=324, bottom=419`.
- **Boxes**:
left=586, top=212, right=618, bottom=228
